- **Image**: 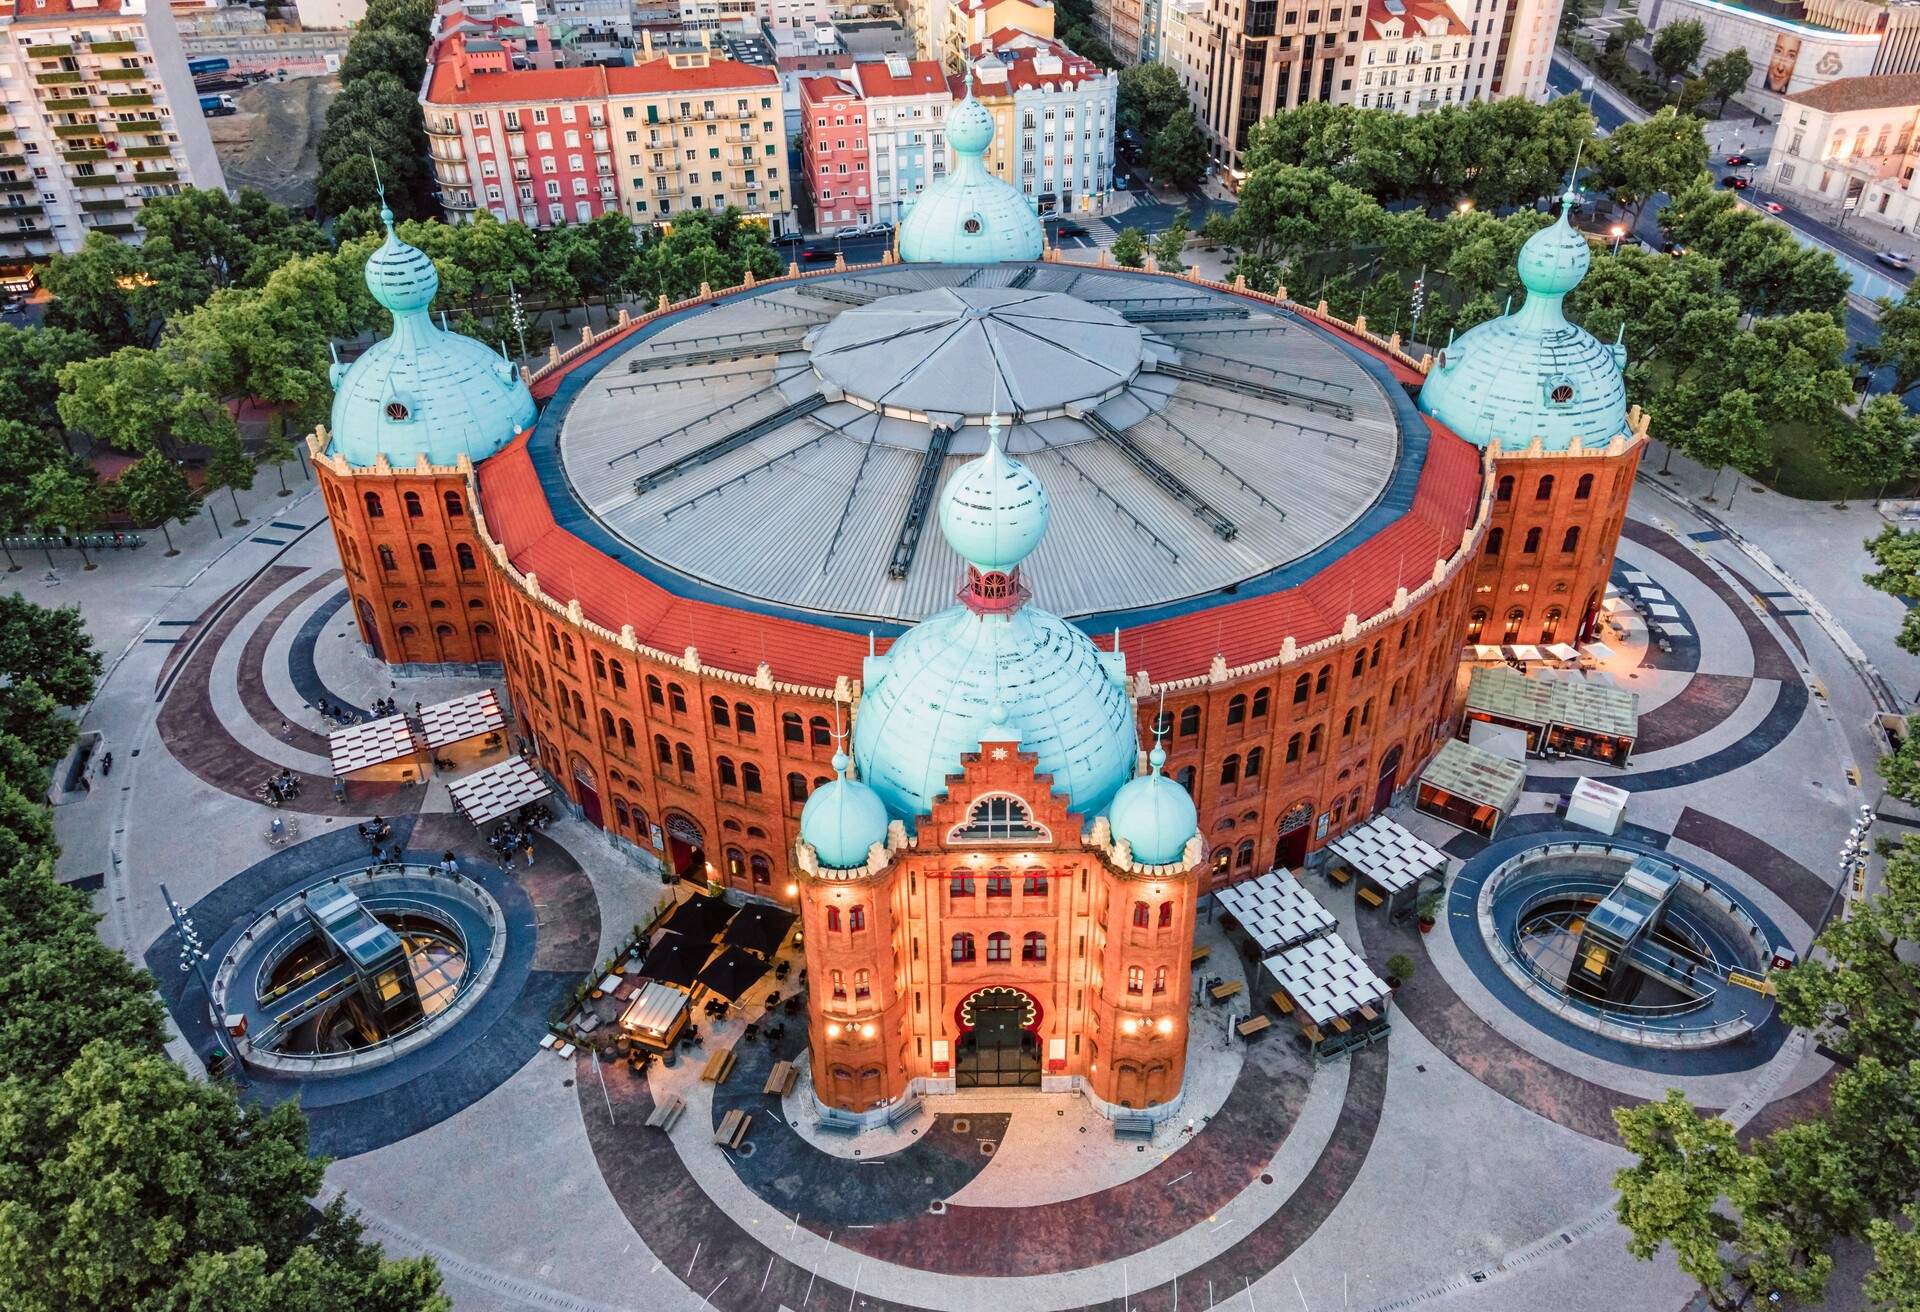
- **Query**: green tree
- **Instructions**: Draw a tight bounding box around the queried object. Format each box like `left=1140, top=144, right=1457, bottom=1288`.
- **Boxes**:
left=24, top=463, right=104, bottom=570
left=1865, top=524, right=1920, bottom=655
left=631, top=207, right=783, bottom=303
left=1117, top=62, right=1186, bottom=138
left=1868, top=1205, right=1920, bottom=1311
left=203, top=428, right=256, bottom=528
left=1858, top=288, right=1920, bottom=395
left=1605, top=15, right=1647, bottom=53
left=1110, top=226, right=1148, bottom=268
left=1148, top=108, right=1210, bottom=191
left=0, top=420, right=69, bottom=570
left=116, top=452, right=198, bottom=554
left=1591, top=107, right=1710, bottom=227
left=55, top=347, right=177, bottom=455
left=1880, top=716, right=1920, bottom=802
left=1824, top=394, right=1918, bottom=504
left=1661, top=181, right=1851, bottom=316
left=132, top=188, right=328, bottom=291
left=339, top=24, right=429, bottom=85
left=39, top=232, right=211, bottom=347
left=258, top=425, right=302, bottom=496
left=1651, top=20, right=1706, bottom=80
left=1689, top=386, right=1769, bottom=503
left=1700, top=47, right=1753, bottom=114
left=315, top=72, right=430, bottom=219
left=1152, top=216, right=1190, bottom=273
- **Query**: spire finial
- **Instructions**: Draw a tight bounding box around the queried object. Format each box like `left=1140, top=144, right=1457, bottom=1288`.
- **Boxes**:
left=1148, top=690, right=1167, bottom=773
left=1559, top=141, right=1583, bottom=217
left=369, top=148, right=394, bottom=233
left=830, top=698, right=851, bottom=777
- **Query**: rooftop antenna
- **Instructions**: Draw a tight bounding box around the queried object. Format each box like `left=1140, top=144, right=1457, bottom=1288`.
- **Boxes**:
left=1563, top=139, right=1584, bottom=210
left=368, top=148, right=393, bottom=231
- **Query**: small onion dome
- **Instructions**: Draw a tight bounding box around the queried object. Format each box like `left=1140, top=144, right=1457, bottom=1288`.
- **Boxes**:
left=1107, top=745, right=1197, bottom=866
left=1514, top=195, right=1592, bottom=297
left=937, top=419, right=1050, bottom=572
left=800, top=752, right=889, bottom=870
left=364, top=206, right=440, bottom=315
left=945, top=94, right=995, bottom=155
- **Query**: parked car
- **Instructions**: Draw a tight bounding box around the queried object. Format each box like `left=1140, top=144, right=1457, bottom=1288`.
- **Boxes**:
left=1763, top=201, right=1785, bottom=215
left=1877, top=250, right=1914, bottom=270
left=1056, top=221, right=1089, bottom=238
left=1718, top=174, right=1750, bottom=190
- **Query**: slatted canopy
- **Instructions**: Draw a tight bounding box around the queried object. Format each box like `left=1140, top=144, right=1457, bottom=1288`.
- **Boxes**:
left=1263, top=933, right=1392, bottom=1030
left=1328, top=815, right=1447, bottom=897
left=1215, top=868, right=1336, bottom=954
left=445, top=755, right=551, bottom=826
left=418, top=688, right=505, bottom=749
left=328, top=714, right=422, bottom=777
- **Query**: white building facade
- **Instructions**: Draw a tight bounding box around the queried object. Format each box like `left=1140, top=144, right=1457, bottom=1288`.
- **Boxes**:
left=1760, top=72, right=1920, bottom=230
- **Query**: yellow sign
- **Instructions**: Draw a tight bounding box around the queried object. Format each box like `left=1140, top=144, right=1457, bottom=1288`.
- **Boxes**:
left=1727, top=970, right=1776, bottom=996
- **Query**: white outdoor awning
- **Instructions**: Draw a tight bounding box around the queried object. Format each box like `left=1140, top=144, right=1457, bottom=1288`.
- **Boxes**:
left=1545, top=643, right=1581, bottom=662
left=1647, top=602, right=1681, bottom=619
left=1636, top=587, right=1668, bottom=603
left=418, top=688, right=506, bottom=749
left=1660, top=622, right=1692, bottom=638
left=1583, top=640, right=1616, bottom=662
left=1507, top=644, right=1544, bottom=662
left=620, top=980, right=688, bottom=1036
left=328, top=714, right=421, bottom=777
left=446, top=755, right=552, bottom=827
left=1472, top=644, right=1505, bottom=661
left=1263, top=933, right=1391, bottom=1029
left=1215, top=869, right=1335, bottom=954
left=1328, top=815, right=1447, bottom=897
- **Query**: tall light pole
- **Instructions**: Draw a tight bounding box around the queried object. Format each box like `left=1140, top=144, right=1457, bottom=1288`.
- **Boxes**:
left=1609, top=223, right=1627, bottom=254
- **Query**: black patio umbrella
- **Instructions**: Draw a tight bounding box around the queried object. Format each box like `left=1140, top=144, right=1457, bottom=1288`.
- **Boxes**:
left=661, top=893, right=736, bottom=944
left=721, top=903, right=796, bottom=958
left=695, top=944, right=770, bottom=1003
left=638, top=930, right=710, bottom=988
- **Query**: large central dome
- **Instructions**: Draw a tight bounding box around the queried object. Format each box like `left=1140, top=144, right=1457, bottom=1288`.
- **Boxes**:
left=808, top=287, right=1144, bottom=420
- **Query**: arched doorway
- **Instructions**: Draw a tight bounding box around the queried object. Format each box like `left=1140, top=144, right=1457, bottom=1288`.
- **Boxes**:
left=664, top=812, right=706, bottom=882
left=355, top=597, right=384, bottom=661
left=955, top=986, right=1040, bottom=1089
left=1578, top=589, right=1600, bottom=643
left=1374, top=743, right=1403, bottom=814
left=396, top=623, right=424, bottom=664
left=1274, top=799, right=1313, bottom=870
left=571, top=757, right=602, bottom=829
left=473, top=622, right=498, bottom=662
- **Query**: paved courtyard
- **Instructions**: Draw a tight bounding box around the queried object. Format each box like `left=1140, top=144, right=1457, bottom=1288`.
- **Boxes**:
left=35, top=468, right=1886, bottom=1312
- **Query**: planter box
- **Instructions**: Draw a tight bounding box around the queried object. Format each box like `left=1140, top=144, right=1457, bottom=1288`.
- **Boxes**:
left=44, top=97, right=92, bottom=110
left=25, top=44, right=73, bottom=58
left=133, top=170, right=178, bottom=184
left=96, top=68, right=146, bottom=82
left=69, top=175, right=121, bottom=189
left=34, top=71, right=83, bottom=85
left=105, top=93, right=153, bottom=107
left=89, top=41, right=138, bottom=54
left=123, top=146, right=171, bottom=159
left=54, top=123, right=100, bottom=137
left=62, top=149, right=109, bottom=162
left=79, top=198, right=126, bottom=212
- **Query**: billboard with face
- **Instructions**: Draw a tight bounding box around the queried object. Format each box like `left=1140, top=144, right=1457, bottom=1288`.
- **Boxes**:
left=1766, top=32, right=1802, bottom=93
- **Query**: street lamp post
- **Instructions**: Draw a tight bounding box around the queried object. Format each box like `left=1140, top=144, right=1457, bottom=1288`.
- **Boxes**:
left=1609, top=223, right=1627, bottom=254
left=160, top=881, right=243, bottom=1080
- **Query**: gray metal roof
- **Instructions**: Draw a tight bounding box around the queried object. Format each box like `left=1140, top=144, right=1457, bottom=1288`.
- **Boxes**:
left=556, top=264, right=1404, bottom=624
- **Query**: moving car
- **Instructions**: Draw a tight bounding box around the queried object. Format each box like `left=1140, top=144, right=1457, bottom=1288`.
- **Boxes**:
left=1725, top=153, right=1752, bottom=166
left=1763, top=201, right=1785, bottom=215
left=1056, top=221, right=1089, bottom=238
left=799, top=247, right=839, bottom=263
left=1717, top=174, right=1750, bottom=190
left=1877, top=250, right=1914, bottom=270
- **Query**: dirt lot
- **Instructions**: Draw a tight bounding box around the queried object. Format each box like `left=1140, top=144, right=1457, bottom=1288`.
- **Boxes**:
left=207, top=75, right=336, bottom=212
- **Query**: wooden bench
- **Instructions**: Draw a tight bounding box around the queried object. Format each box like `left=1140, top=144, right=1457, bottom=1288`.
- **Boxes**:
left=883, top=1094, right=925, bottom=1129
left=1269, top=989, right=1294, bottom=1015
left=1208, top=978, right=1243, bottom=1002
left=816, top=1110, right=862, bottom=1136
left=1329, top=1014, right=1351, bottom=1033
left=1301, top=1021, right=1324, bottom=1043
left=701, top=1046, right=736, bottom=1084
left=1357, top=1004, right=1379, bottom=1022
left=1113, top=1113, right=1156, bottom=1141
left=1236, top=1015, right=1271, bottom=1038
left=1327, top=866, right=1352, bottom=886
left=763, top=1059, right=797, bottom=1096
left=645, top=1094, right=686, bottom=1131
left=714, top=1108, right=752, bottom=1149
left=1356, top=885, right=1384, bottom=908
left=1190, top=943, right=1212, bottom=966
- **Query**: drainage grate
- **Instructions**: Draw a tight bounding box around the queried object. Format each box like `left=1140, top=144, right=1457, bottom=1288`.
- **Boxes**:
left=951, top=1118, right=970, bottom=1134
left=979, top=1140, right=995, bottom=1156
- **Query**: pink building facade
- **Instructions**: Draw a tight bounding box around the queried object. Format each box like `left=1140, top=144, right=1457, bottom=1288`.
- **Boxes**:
left=800, top=74, right=872, bottom=234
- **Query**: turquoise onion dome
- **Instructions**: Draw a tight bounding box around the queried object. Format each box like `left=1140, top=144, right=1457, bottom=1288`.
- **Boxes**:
left=1417, top=192, right=1627, bottom=453
left=800, top=752, right=890, bottom=869
left=852, top=421, right=1136, bottom=826
left=898, top=79, right=1044, bottom=265
left=326, top=207, right=537, bottom=469
left=1107, top=743, right=1198, bottom=866
left=937, top=418, right=1050, bottom=571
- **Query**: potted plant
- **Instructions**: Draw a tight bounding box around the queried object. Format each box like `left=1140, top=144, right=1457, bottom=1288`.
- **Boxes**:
left=1416, top=891, right=1443, bottom=934
left=1385, top=953, right=1415, bottom=990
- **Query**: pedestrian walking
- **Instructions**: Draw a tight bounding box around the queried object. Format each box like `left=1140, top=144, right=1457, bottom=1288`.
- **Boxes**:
left=441, top=849, right=457, bottom=877
left=100, top=751, right=112, bottom=777
left=523, top=839, right=535, bottom=868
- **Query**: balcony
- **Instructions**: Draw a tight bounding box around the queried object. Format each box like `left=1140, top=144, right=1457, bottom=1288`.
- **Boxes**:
left=105, top=93, right=153, bottom=107
left=79, top=198, right=125, bottom=212
left=116, top=117, right=162, bottom=131
left=26, top=44, right=74, bottom=58
left=54, top=123, right=100, bottom=137
left=35, top=71, right=84, bottom=85
left=62, top=148, right=109, bottom=162
left=45, top=97, right=92, bottom=111
left=124, top=145, right=171, bottom=159
left=69, top=174, right=121, bottom=188
left=0, top=180, right=36, bottom=193
left=96, top=68, right=147, bottom=82
left=133, top=169, right=178, bottom=183
left=88, top=221, right=137, bottom=234
left=0, top=202, right=43, bottom=215
left=90, top=40, right=139, bottom=54
left=0, top=154, right=21, bottom=168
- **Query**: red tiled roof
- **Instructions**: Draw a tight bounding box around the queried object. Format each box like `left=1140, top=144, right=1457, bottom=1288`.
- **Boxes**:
left=1364, top=0, right=1462, bottom=33
left=965, top=33, right=1101, bottom=89
left=955, top=0, right=1050, bottom=14
left=426, top=51, right=774, bottom=106
left=498, top=293, right=1481, bottom=687
left=855, top=58, right=948, bottom=97
left=1786, top=72, right=1920, bottom=114
left=799, top=74, right=859, bottom=103
left=607, top=56, right=778, bottom=94
left=0, top=0, right=129, bottom=21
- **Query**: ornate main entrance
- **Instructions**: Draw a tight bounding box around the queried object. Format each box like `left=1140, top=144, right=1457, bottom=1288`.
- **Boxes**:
left=955, top=988, right=1041, bottom=1088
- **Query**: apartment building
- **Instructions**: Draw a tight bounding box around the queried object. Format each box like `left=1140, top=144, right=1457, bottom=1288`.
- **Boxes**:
left=857, top=55, right=948, bottom=224
left=1486, top=0, right=1553, bottom=101
left=0, top=0, right=223, bottom=259
left=933, top=0, right=1051, bottom=67
left=1759, top=72, right=1920, bottom=229
left=1161, top=0, right=1216, bottom=108
left=798, top=70, right=868, bottom=231
left=1353, top=0, right=1483, bottom=112
left=964, top=29, right=1115, bottom=212
left=422, top=31, right=788, bottom=231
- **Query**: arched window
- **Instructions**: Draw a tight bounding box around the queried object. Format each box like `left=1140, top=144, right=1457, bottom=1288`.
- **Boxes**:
left=646, top=675, right=664, bottom=706
left=1342, top=707, right=1356, bottom=737
left=1177, top=765, right=1195, bottom=795
left=1178, top=705, right=1201, bottom=737
left=445, top=490, right=464, bottom=517
left=830, top=970, right=845, bottom=999
left=952, top=932, right=976, bottom=961
left=1484, top=526, right=1503, bottom=557
left=1212, top=845, right=1231, bottom=876
left=1158, top=901, right=1173, bottom=927
left=1575, top=473, right=1593, bottom=501
left=735, top=703, right=756, bottom=735
left=599, top=709, right=616, bottom=741
left=619, top=718, right=635, bottom=749
left=609, top=660, right=626, bottom=690
left=1352, top=649, right=1365, bottom=678
left=592, top=652, right=607, bottom=682
left=667, top=683, right=687, bottom=714
left=853, top=969, right=870, bottom=998
left=378, top=545, right=397, bottom=571
left=741, top=762, right=762, bottom=794
left=750, top=854, right=771, bottom=883
left=1220, top=753, right=1240, bottom=786
left=710, top=695, right=731, bottom=728
left=848, top=905, right=866, bottom=931
left=1503, top=607, right=1525, bottom=640
left=986, top=931, right=1011, bottom=962
left=1021, top=931, right=1046, bottom=961
left=1236, top=838, right=1255, bottom=868
left=718, top=756, right=738, bottom=788
left=1127, top=965, right=1145, bottom=994
left=1252, top=688, right=1270, bottom=718
left=1133, top=900, right=1150, bottom=927
left=391, top=599, right=409, bottom=611
left=783, top=712, right=804, bottom=742
left=570, top=689, right=585, bottom=722
left=1535, top=474, right=1554, bottom=501
left=1315, top=666, right=1330, bottom=695
left=456, top=543, right=477, bottom=571
left=417, top=543, right=437, bottom=571
left=1285, top=732, right=1302, bottom=763
left=1561, top=526, right=1581, bottom=554
left=675, top=743, right=695, bottom=773
left=950, top=793, right=1049, bottom=841
left=1522, top=527, right=1541, bottom=554
left=1227, top=694, right=1247, bottom=724
left=826, top=906, right=841, bottom=931
left=1246, top=746, right=1263, bottom=778
left=1466, top=608, right=1487, bottom=642
left=403, top=491, right=423, bottom=518
left=363, top=491, right=384, bottom=518
left=1539, top=608, right=1563, bottom=644
left=655, top=734, right=672, bottom=766
left=1293, top=672, right=1311, bottom=704
left=1496, top=474, right=1515, bottom=502
left=809, top=716, right=831, bottom=746
left=1307, top=725, right=1324, bottom=754
left=614, top=798, right=630, bottom=827
left=724, top=846, right=745, bottom=878
left=787, top=772, right=808, bottom=802
left=1153, top=965, right=1168, bottom=994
